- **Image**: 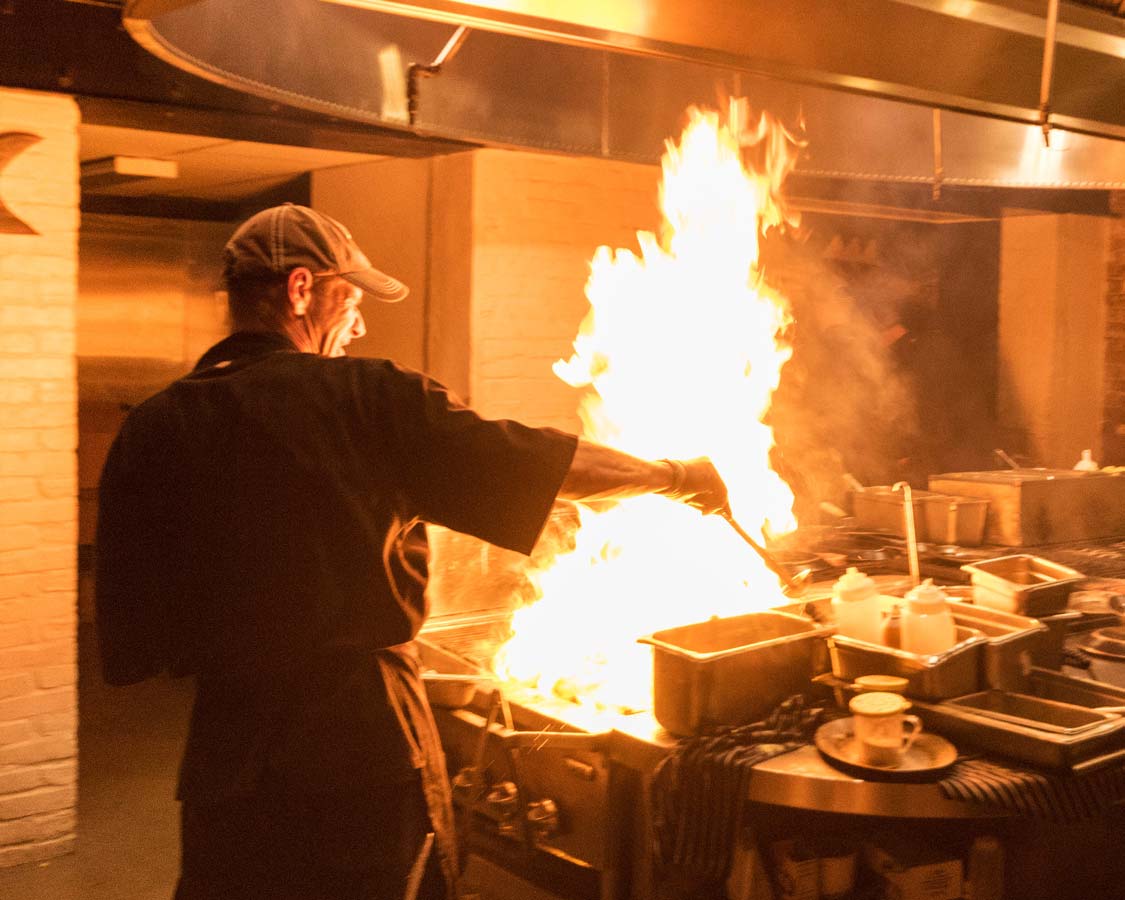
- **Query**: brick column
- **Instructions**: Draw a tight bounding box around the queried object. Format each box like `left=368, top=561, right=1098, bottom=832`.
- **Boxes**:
left=1105, top=192, right=1125, bottom=465
left=0, top=88, right=79, bottom=866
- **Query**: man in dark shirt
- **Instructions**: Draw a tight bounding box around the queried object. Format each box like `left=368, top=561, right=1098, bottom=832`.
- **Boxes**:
left=96, top=203, right=728, bottom=900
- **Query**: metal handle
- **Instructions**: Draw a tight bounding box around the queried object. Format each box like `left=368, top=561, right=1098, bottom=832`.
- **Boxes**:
left=719, top=509, right=811, bottom=598
left=892, top=482, right=921, bottom=587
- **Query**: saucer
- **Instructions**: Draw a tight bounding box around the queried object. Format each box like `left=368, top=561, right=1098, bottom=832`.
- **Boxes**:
left=814, top=717, right=958, bottom=782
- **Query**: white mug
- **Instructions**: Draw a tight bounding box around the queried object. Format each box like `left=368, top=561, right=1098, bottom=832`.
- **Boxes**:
left=849, top=691, right=922, bottom=767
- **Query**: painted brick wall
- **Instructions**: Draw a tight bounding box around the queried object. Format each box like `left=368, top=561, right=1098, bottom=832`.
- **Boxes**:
left=468, top=149, right=659, bottom=430
left=1105, top=192, right=1125, bottom=465
left=426, top=149, right=660, bottom=621
left=0, top=88, right=79, bottom=866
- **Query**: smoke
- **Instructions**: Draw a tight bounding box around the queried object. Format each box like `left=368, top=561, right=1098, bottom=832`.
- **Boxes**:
left=761, top=218, right=931, bottom=516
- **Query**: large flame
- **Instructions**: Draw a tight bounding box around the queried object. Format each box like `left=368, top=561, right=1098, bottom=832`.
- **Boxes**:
left=495, top=100, right=805, bottom=715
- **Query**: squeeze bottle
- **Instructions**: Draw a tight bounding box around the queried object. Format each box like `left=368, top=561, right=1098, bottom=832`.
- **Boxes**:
left=1074, top=449, right=1099, bottom=472
left=900, top=578, right=957, bottom=655
left=831, top=567, right=882, bottom=644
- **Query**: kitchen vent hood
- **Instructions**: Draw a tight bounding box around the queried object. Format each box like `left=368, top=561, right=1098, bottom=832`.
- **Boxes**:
left=124, top=0, right=1125, bottom=189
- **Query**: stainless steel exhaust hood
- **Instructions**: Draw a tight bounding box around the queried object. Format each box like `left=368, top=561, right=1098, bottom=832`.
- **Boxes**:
left=124, top=0, right=1125, bottom=188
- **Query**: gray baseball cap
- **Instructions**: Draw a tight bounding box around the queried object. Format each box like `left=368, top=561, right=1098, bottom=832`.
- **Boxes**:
left=224, top=203, right=408, bottom=302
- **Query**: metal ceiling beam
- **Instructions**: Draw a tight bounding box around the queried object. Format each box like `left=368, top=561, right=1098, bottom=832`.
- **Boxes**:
left=328, top=0, right=1125, bottom=140
left=122, top=0, right=1125, bottom=188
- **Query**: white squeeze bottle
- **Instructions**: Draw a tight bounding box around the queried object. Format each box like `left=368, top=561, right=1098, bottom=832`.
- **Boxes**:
left=900, top=578, right=957, bottom=655
left=831, top=567, right=882, bottom=644
left=1073, top=449, right=1099, bottom=472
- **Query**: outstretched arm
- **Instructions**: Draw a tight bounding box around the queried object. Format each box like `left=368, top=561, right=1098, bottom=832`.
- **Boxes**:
left=558, top=438, right=729, bottom=514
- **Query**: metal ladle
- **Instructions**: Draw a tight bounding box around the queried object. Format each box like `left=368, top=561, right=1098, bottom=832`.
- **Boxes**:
left=892, top=481, right=921, bottom=587
left=719, top=508, right=812, bottom=598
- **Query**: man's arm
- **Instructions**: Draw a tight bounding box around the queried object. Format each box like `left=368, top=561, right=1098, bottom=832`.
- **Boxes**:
left=558, top=438, right=729, bottom=514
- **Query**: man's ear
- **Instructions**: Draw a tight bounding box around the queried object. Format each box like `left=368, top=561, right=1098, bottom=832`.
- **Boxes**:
left=287, top=267, right=315, bottom=316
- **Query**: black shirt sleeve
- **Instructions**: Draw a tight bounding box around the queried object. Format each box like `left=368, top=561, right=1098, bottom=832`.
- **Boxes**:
left=94, top=401, right=180, bottom=685
left=371, top=363, right=578, bottom=556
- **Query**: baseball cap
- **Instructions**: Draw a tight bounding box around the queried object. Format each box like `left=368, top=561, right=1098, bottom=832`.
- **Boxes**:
left=224, top=203, right=408, bottom=302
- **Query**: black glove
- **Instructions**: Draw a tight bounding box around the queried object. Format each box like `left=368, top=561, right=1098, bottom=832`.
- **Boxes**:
left=657, top=457, right=729, bottom=515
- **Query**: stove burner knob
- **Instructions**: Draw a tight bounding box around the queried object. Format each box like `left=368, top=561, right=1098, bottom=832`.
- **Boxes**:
left=526, top=798, right=559, bottom=839
left=451, top=767, right=486, bottom=804
left=485, top=781, right=521, bottom=837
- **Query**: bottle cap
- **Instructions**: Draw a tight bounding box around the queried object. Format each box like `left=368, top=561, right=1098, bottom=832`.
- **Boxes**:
left=905, top=578, right=947, bottom=612
left=854, top=674, right=909, bottom=693
left=849, top=691, right=910, bottom=717
left=833, top=566, right=877, bottom=604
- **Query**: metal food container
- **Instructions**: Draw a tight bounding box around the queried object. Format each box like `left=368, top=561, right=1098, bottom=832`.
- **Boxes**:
left=961, top=555, right=1083, bottom=616
left=422, top=673, right=489, bottom=709
left=851, top=487, right=936, bottom=540
left=946, top=600, right=1048, bottom=692
left=912, top=671, right=1125, bottom=771
left=920, top=495, right=990, bottom=546
left=638, top=610, right=834, bottom=737
left=929, top=469, right=1125, bottom=546
left=1032, top=609, right=1084, bottom=669
left=946, top=690, right=1116, bottom=735
left=827, top=627, right=989, bottom=701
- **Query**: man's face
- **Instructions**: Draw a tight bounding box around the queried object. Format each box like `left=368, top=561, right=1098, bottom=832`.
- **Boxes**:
left=308, top=275, right=367, bottom=357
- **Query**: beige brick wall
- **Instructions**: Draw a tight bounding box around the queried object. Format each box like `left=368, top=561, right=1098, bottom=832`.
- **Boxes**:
left=469, top=149, right=659, bottom=430
left=0, top=88, right=79, bottom=866
left=1105, top=192, right=1125, bottom=465
left=427, top=149, right=660, bottom=620
left=998, top=212, right=1109, bottom=468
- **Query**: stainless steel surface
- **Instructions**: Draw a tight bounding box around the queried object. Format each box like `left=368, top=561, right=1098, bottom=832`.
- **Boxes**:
left=828, top=628, right=989, bottom=701
left=421, top=671, right=495, bottom=708
left=947, top=599, right=1048, bottom=692
left=124, top=0, right=1125, bottom=188
left=1076, top=625, right=1125, bottom=660
left=946, top=690, right=1117, bottom=735
left=743, top=745, right=994, bottom=818
left=638, top=611, right=833, bottom=737
left=1029, top=666, right=1125, bottom=708
left=931, top=471, right=1125, bottom=547
left=852, top=487, right=938, bottom=541
left=912, top=687, right=1125, bottom=770
left=920, top=496, right=990, bottom=547
left=962, top=555, right=1083, bottom=616
left=608, top=717, right=998, bottom=819
left=321, top=0, right=1125, bottom=140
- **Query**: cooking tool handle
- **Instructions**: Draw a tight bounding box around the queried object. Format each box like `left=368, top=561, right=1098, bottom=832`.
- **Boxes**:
left=993, top=448, right=1020, bottom=469
left=893, top=482, right=921, bottom=587
left=1071, top=743, right=1125, bottom=774
left=719, top=509, right=810, bottom=597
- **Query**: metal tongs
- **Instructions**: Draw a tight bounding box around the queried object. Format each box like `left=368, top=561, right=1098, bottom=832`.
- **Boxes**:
left=718, top=508, right=812, bottom=598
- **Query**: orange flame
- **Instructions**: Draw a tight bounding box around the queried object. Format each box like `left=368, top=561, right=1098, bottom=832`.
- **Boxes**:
left=495, top=100, right=806, bottom=714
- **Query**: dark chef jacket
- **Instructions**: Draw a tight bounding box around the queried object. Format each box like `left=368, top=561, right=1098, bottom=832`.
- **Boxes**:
left=95, top=330, right=578, bottom=886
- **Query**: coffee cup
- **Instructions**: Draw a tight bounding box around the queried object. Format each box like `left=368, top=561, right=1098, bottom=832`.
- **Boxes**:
left=848, top=691, right=922, bottom=767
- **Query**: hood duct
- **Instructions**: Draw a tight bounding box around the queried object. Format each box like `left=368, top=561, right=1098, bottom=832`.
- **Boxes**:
left=124, top=0, right=1125, bottom=189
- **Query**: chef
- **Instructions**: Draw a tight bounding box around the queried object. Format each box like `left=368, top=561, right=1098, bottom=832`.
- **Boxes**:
left=95, top=203, right=728, bottom=900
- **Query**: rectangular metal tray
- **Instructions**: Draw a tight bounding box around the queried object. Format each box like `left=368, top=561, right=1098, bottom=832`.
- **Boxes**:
left=638, top=610, right=834, bottom=736
left=946, top=690, right=1116, bottom=735
left=930, top=470, right=1125, bottom=546
left=828, top=626, right=988, bottom=701
left=961, top=555, right=1083, bottom=616
left=912, top=670, right=1125, bottom=770
left=945, top=599, right=1048, bottom=693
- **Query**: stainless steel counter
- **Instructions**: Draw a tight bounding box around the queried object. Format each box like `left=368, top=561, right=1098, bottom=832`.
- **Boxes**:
left=606, top=712, right=999, bottom=820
